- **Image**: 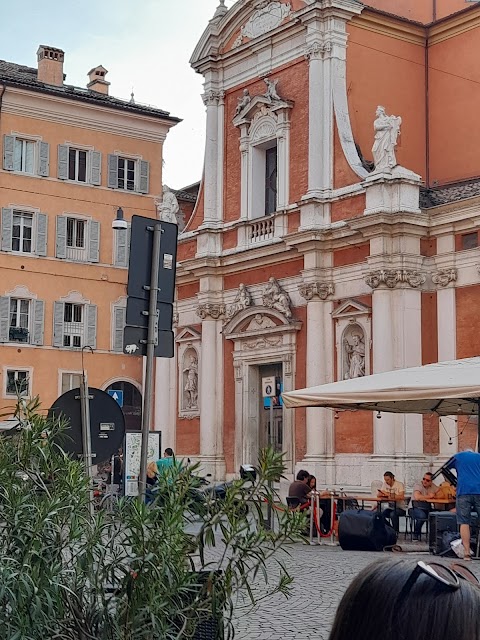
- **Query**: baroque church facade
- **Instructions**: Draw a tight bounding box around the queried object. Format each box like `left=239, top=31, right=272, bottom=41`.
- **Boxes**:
left=155, top=0, right=480, bottom=489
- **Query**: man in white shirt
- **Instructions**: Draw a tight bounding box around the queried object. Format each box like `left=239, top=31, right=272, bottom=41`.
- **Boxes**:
left=408, top=471, right=439, bottom=540
left=378, top=471, right=406, bottom=532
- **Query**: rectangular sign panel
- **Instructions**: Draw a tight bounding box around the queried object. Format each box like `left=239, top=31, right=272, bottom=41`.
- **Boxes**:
left=124, top=431, right=161, bottom=497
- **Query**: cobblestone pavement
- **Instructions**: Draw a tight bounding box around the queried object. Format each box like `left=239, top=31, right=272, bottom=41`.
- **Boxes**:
left=231, top=541, right=480, bottom=640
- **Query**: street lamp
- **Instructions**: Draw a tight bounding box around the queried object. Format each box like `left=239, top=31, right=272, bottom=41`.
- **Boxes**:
left=112, top=207, right=163, bottom=501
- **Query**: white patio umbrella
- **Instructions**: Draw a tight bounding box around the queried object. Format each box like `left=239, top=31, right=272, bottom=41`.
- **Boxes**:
left=282, top=357, right=480, bottom=449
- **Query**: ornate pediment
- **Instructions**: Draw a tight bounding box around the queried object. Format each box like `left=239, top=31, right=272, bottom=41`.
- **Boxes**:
left=332, top=299, right=371, bottom=319
left=176, top=327, right=201, bottom=344
left=233, top=92, right=294, bottom=127
left=223, top=307, right=298, bottom=339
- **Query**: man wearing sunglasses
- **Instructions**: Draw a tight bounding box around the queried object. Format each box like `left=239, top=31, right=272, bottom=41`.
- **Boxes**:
left=408, top=472, right=439, bottom=540
left=446, top=448, right=480, bottom=560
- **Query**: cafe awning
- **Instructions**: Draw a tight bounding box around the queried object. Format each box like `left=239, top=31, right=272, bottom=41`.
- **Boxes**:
left=282, top=357, right=480, bottom=416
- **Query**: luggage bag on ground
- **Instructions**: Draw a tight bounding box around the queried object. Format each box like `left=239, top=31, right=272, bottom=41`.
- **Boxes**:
left=338, top=509, right=397, bottom=551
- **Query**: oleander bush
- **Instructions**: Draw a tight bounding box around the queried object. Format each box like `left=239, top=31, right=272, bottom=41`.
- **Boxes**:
left=0, top=397, right=305, bottom=639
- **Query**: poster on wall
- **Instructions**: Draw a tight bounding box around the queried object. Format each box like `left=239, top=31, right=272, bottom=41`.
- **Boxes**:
left=124, top=432, right=161, bottom=497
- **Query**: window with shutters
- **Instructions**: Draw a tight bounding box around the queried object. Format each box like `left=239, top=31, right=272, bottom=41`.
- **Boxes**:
left=1, top=208, right=47, bottom=256
left=3, top=135, right=49, bottom=177
left=68, top=148, right=87, bottom=182
left=53, top=299, right=97, bottom=350
left=107, top=154, right=149, bottom=193
left=0, top=293, right=44, bottom=346
left=5, top=369, right=30, bottom=397
left=61, top=371, right=82, bottom=394
left=56, top=215, right=100, bottom=263
left=113, top=224, right=131, bottom=267
left=57, top=145, right=101, bottom=185
left=112, top=305, right=126, bottom=352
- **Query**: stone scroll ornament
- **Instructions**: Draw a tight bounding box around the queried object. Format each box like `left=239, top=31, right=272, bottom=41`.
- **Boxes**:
left=226, top=284, right=252, bottom=319
left=232, top=2, right=291, bottom=48
left=372, top=106, right=402, bottom=172
left=262, top=277, right=292, bottom=319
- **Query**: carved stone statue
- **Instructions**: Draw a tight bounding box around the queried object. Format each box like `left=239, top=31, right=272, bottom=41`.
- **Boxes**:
left=226, top=283, right=252, bottom=318
left=156, top=185, right=179, bottom=224
left=262, top=277, right=292, bottom=319
left=183, top=354, right=198, bottom=410
left=264, top=77, right=282, bottom=102
left=372, top=106, right=402, bottom=172
left=344, top=333, right=366, bottom=379
left=235, top=89, right=251, bottom=116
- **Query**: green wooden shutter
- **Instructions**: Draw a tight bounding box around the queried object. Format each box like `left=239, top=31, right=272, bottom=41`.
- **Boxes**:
left=1, top=208, right=13, bottom=252
left=88, top=220, right=100, bottom=263
left=56, top=216, right=67, bottom=258
left=3, top=135, right=15, bottom=171
left=53, top=301, right=64, bottom=347
left=35, top=212, right=48, bottom=256
left=113, top=306, right=126, bottom=352
left=107, top=154, right=118, bottom=188
left=0, top=296, right=9, bottom=342
left=57, top=144, right=69, bottom=180
left=86, top=304, right=97, bottom=350
left=38, top=142, right=50, bottom=176
left=90, top=151, right=102, bottom=185
left=31, top=299, right=45, bottom=345
left=138, top=160, right=150, bottom=193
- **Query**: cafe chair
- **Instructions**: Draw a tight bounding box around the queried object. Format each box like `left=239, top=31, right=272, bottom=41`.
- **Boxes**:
left=286, top=496, right=309, bottom=511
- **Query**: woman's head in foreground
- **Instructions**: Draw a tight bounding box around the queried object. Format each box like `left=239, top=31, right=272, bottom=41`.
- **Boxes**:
left=328, top=558, right=480, bottom=640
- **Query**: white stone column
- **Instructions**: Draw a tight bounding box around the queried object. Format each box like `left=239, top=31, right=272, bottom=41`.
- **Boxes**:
left=435, top=234, right=458, bottom=455
left=197, top=303, right=226, bottom=479
left=299, top=282, right=335, bottom=482
left=304, top=41, right=326, bottom=198
left=155, top=356, right=174, bottom=450
left=202, top=90, right=223, bottom=224
left=371, top=288, right=396, bottom=456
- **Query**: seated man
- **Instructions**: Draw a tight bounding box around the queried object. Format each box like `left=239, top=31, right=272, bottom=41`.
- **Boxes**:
left=288, top=469, right=312, bottom=508
left=156, top=447, right=175, bottom=475
left=408, top=471, right=439, bottom=540
left=378, top=471, right=406, bottom=533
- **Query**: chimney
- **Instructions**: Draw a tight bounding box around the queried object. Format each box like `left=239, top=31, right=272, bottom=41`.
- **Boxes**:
left=87, top=66, right=110, bottom=95
left=37, top=45, right=65, bottom=86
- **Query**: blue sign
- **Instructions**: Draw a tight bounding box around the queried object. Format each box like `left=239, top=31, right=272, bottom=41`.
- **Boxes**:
left=108, top=390, right=124, bottom=408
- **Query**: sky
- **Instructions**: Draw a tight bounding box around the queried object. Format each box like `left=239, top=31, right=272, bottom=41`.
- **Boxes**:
left=0, top=0, right=234, bottom=190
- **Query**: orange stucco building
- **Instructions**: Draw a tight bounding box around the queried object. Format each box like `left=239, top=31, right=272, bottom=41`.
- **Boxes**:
left=158, top=0, right=480, bottom=492
left=0, top=45, right=179, bottom=428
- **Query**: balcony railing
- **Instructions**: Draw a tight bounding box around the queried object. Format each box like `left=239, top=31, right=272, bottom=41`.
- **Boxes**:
left=249, top=217, right=274, bottom=243
left=9, top=327, right=29, bottom=343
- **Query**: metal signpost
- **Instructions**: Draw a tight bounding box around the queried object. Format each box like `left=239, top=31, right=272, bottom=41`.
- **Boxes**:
left=262, top=376, right=276, bottom=530
left=120, top=214, right=178, bottom=500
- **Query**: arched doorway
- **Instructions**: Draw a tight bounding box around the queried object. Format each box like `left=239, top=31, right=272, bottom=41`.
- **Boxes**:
left=105, top=381, right=142, bottom=431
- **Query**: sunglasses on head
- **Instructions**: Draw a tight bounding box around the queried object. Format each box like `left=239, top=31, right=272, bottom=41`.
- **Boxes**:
left=401, top=561, right=479, bottom=595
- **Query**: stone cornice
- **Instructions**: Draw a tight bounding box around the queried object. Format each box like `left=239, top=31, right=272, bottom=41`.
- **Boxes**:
left=351, top=9, right=426, bottom=46
left=3, top=87, right=171, bottom=143
left=431, top=268, right=457, bottom=287
left=428, top=6, right=480, bottom=46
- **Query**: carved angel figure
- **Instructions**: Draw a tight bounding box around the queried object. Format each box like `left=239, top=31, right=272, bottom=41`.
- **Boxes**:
left=262, top=277, right=292, bottom=319
left=156, top=185, right=179, bottom=224
left=344, top=333, right=366, bottom=379
left=226, top=283, right=252, bottom=318
left=264, top=77, right=282, bottom=102
left=235, top=89, right=251, bottom=116
left=372, top=106, right=402, bottom=172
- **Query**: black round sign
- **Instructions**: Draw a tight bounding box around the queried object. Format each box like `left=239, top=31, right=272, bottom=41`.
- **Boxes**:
left=48, top=387, right=126, bottom=465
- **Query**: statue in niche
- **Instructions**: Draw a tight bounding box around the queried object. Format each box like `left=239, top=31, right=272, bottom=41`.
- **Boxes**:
left=235, top=89, right=251, bottom=116
left=264, top=77, right=282, bottom=102
left=226, top=283, right=252, bottom=318
left=262, top=277, right=292, bottom=319
left=156, top=185, right=179, bottom=224
left=343, top=332, right=366, bottom=379
left=183, top=354, right=198, bottom=410
left=372, top=106, right=402, bottom=172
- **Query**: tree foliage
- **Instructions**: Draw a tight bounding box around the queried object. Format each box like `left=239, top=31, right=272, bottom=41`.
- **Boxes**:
left=0, top=398, right=305, bottom=639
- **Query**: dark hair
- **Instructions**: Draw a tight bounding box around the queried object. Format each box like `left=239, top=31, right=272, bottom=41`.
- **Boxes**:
left=424, top=472, right=433, bottom=479
left=164, top=448, right=174, bottom=457
left=296, top=469, right=310, bottom=482
left=307, top=475, right=316, bottom=488
left=384, top=471, right=395, bottom=479
left=328, top=558, right=480, bottom=640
